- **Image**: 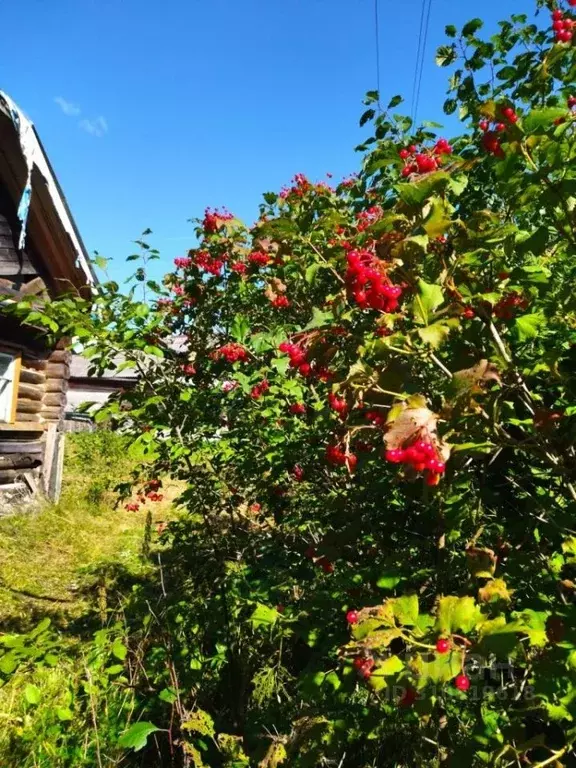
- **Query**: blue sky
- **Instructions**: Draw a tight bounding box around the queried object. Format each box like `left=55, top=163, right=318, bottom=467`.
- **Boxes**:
left=2, top=0, right=527, bottom=282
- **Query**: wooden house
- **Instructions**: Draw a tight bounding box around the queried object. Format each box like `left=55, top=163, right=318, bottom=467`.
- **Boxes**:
left=0, top=91, right=95, bottom=503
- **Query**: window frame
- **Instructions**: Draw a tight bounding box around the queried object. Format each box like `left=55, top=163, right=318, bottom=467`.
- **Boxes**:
left=0, top=350, right=21, bottom=424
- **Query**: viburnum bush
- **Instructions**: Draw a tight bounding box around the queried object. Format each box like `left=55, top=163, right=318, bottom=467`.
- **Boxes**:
left=14, top=2, right=576, bottom=765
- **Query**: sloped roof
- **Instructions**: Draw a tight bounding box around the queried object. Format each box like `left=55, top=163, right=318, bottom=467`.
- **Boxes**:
left=0, top=91, right=96, bottom=293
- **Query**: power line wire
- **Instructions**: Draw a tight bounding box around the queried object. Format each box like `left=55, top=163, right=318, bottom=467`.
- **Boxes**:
left=410, top=0, right=428, bottom=124
left=374, top=0, right=382, bottom=111
left=413, top=0, right=434, bottom=126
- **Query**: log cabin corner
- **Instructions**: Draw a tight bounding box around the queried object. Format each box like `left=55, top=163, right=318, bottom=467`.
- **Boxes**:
left=0, top=91, right=95, bottom=505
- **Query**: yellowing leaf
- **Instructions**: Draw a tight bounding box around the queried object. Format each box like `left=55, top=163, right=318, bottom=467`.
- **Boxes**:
left=435, top=596, right=482, bottom=635
left=412, top=279, right=445, bottom=326
left=466, top=547, right=497, bottom=579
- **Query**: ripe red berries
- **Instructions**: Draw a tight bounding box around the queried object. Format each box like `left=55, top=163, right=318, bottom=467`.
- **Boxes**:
left=345, top=249, right=403, bottom=313
left=346, top=610, right=359, bottom=625
left=289, top=402, right=306, bottom=415
left=436, top=638, right=451, bottom=654
left=218, top=343, right=248, bottom=363
left=455, top=674, right=471, bottom=692
left=478, top=119, right=489, bottom=132
left=328, top=392, right=348, bottom=415
left=551, top=9, right=574, bottom=42
left=326, top=444, right=357, bottom=472
left=398, top=140, right=452, bottom=178
left=399, top=687, right=418, bottom=707
left=353, top=657, right=375, bottom=679
left=385, top=439, right=446, bottom=483
left=569, top=95, right=576, bottom=109
left=292, top=465, right=305, bottom=482
left=250, top=380, right=270, bottom=400
left=125, top=502, right=140, bottom=512
left=271, top=294, right=290, bottom=308
left=318, top=557, right=335, bottom=574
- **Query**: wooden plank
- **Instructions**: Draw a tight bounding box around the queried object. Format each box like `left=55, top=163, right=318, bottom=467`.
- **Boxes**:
left=43, top=424, right=57, bottom=496
left=0, top=469, right=18, bottom=483
left=18, top=382, right=44, bottom=401
left=46, top=377, right=68, bottom=393
left=22, top=358, right=48, bottom=371
left=52, top=433, right=65, bottom=503
left=15, top=413, right=41, bottom=422
left=0, top=455, right=40, bottom=470
left=19, top=277, right=48, bottom=295
left=16, top=399, right=42, bottom=414
left=39, top=406, right=62, bottom=419
left=0, top=439, right=44, bottom=453
left=19, top=368, right=46, bottom=386
left=9, top=352, right=21, bottom=424
left=49, top=350, right=71, bottom=364
left=0, top=423, right=46, bottom=433
left=43, top=393, right=66, bottom=407
left=46, top=362, right=69, bottom=378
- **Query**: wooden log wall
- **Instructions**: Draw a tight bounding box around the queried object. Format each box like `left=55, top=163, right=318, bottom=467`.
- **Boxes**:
left=0, top=342, right=71, bottom=493
left=18, top=348, right=70, bottom=425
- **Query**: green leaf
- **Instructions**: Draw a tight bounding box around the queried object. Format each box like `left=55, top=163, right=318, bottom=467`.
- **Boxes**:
left=118, top=722, right=160, bottom=752
left=396, top=171, right=451, bottom=206
left=436, top=596, right=482, bottom=635
left=112, top=639, right=127, bottom=661
left=360, top=108, right=376, bottom=127
left=230, top=314, right=250, bottom=343
left=24, top=684, right=41, bottom=705
left=393, top=595, right=419, bottom=626
left=182, top=708, right=215, bottom=737
left=436, top=45, right=457, bottom=67
left=250, top=604, right=279, bottom=629
left=496, top=66, right=517, bottom=81
left=462, top=18, right=483, bottom=36
left=417, top=320, right=458, bottom=348
left=514, top=313, right=545, bottom=342
left=413, top=279, right=445, bottom=326
left=524, top=107, right=568, bottom=133
left=445, top=24, right=457, bottom=37
left=304, top=307, right=333, bottom=330
left=93, top=255, right=110, bottom=270
left=376, top=570, right=403, bottom=590
left=56, top=707, right=74, bottom=721
left=387, top=95, right=403, bottom=109
left=423, top=196, right=454, bottom=238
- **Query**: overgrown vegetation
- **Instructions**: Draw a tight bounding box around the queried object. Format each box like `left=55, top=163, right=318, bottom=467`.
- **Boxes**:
left=3, top=1, right=576, bottom=765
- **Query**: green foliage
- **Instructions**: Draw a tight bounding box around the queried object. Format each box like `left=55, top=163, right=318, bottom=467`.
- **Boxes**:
left=3, top=2, right=576, bottom=766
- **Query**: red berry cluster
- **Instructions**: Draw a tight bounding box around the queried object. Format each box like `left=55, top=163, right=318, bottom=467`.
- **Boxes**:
left=365, top=409, right=385, bottom=427
left=552, top=8, right=574, bottom=43
left=182, top=364, right=196, bottom=376
left=250, top=379, right=270, bottom=399
left=248, top=251, right=270, bottom=267
left=399, top=139, right=453, bottom=177
left=218, top=343, right=248, bottom=363
left=194, top=249, right=225, bottom=276
left=345, top=249, right=403, bottom=312
left=174, top=256, right=193, bottom=269
left=356, top=205, right=383, bottom=232
left=289, top=402, right=306, bottom=415
left=203, top=207, right=234, bottom=233
left=125, top=502, right=140, bottom=512
left=231, top=262, right=248, bottom=274
left=304, top=546, right=335, bottom=573
left=353, top=656, right=375, bottom=679
left=494, top=292, right=529, bottom=320
left=271, top=294, right=290, bottom=308
left=328, top=392, right=349, bottom=418
left=385, top=439, right=446, bottom=486
left=292, top=464, right=305, bottom=481
left=147, top=492, right=164, bottom=502
left=279, top=341, right=308, bottom=372
left=326, top=444, right=358, bottom=471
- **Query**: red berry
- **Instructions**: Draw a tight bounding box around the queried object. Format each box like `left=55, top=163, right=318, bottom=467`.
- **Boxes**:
left=346, top=610, right=359, bottom=625
left=290, top=402, right=306, bottom=415
left=304, top=546, right=317, bottom=559
left=502, top=106, right=515, bottom=119
left=552, top=9, right=564, bottom=20
left=399, top=148, right=410, bottom=160
left=401, top=166, right=412, bottom=178
left=399, top=687, right=418, bottom=707
left=436, top=638, right=451, bottom=654
left=455, top=674, right=471, bottom=692
left=318, top=557, right=334, bottom=574
left=569, top=95, right=576, bottom=108
left=553, top=19, right=565, bottom=32
left=479, top=119, right=489, bottom=132
left=276, top=604, right=285, bottom=614
left=495, top=122, right=506, bottom=132
left=425, top=471, right=441, bottom=487
left=408, top=144, right=417, bottom=153
left=569, top=0, right=576, bottom=7
left=463, top=307, right=475, bottom=319
left=292, top=465, right=305, bottom=482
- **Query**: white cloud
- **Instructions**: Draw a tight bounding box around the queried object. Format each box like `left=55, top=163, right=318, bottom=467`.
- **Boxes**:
left=79, top=116, right=108, bottom=138
left=54, top=96, right=81, bottom=117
